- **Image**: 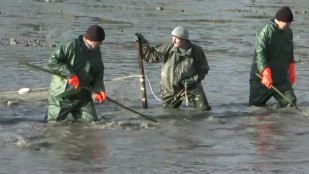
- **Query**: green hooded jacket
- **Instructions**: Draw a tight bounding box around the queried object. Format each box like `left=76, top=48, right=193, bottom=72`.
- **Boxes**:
left=250, top=19, right=294, bottom=84
left=48, top=35, right=105, bottom=99
left=141, top=41, right=209, bottom=97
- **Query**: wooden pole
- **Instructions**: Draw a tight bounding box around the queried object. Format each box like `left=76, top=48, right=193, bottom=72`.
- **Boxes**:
left=136, top=41, right=148, bottom=109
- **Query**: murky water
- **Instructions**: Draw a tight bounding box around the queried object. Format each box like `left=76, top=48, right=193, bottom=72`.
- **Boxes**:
left=0, top=0, right=309, bottom=173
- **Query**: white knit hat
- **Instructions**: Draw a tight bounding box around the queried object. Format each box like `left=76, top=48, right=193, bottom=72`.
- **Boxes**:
left=171, top=26, right=189, bottom=40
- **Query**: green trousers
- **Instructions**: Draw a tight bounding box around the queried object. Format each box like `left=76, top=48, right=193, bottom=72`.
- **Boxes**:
left=249, top=79, right=297, bottom=107
left=46, top=95, right=98, bottom=122
left=162, top=84, right=211, bottom=111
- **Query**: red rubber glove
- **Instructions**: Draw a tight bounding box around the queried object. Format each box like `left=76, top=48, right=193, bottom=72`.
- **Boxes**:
left=95, top=92, right=106, bottom=103
left=68, top=75, right=80, bottom=90
left=289, top=62, right=296, bottom=85
left=261, top=67, right=272, bottom=89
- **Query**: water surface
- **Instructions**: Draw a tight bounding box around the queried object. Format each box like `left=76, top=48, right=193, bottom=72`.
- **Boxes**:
left=0, top=0, right=309, bottom=173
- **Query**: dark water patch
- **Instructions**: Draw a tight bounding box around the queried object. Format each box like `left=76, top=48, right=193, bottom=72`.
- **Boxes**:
left=245, top=5, right=284, bottom=9
left=34, top=0, right=66, bottom=2
left=101, top=5, right=123, bottom=9
left=0, top=118, right=45, bottom=125
left=227, top=38, right=254, bottom=47
left=242, top=15, right=273, bottom=19
left=85, top=4, right=184, bottom=14
left=295, top=45, right=309, bottom=52
left=0, top=13, right=22, bottom=18
left=154, top=8, right=185, bottom=13
left=206, top=49, right=231, bottom=54
left=1, top=37, right=57, bottom=47
left=88, top=4, right=147, bottom=12
left=294, top=57, right=308, bottom=64
left=88, top=4, right=135, bottom=10
left=295, top=10, right=309, bottom=15
left=191, top=40, right=212, bottom=46
left=173, top=19, right=236, bottom=23
left=90, top=17, right=133, bottom=25
left=46, top=10, right=134, bottom=26
left=299, top=102, right=309, bottom=107
left=294, top=131, right=309, bottom=136
left=1, top=12, right=44, bottom=21
left=105, top=41, right=136, bottom=50
left=117, top=120, right=158, bottom=130
left=17, top=23, right=45, bottom=32
left=221, top=9, right=252, bottom=13
left=176, top=139, right=216, bottom=150
left=28, top=141, right=52, bottom=151
left=211, top=103, right=257, bottom=117
left=185, top=143, right=215, bottom=150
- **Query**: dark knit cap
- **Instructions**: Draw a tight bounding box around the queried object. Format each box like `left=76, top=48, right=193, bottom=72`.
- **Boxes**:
left=84, top=25, right=105, bottom=41
left=275, top=6, right=293, bottom=22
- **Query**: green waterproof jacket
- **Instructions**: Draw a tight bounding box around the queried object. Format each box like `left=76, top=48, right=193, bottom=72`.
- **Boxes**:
left=48, top=35, right=105, bottom=99
left=251, top=19, right=294, bottom=84
left=141, top=41, right=209, bottom=97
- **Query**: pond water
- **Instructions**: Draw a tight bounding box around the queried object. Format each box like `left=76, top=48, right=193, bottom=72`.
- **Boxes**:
left=0, top=0, right=309, bottom=173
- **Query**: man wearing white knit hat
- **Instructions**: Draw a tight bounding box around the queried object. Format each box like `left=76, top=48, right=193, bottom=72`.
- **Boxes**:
left=135, top=26, right=211, bottom=111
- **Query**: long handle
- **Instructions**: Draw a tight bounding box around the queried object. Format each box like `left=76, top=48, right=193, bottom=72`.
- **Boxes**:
left=106, top=97, right=157, bottom=122
left=136, top=41, right=148, bottom=109
left=255, top=72, right=305, bottom=115
left=19, top=60, right=158, bottom=122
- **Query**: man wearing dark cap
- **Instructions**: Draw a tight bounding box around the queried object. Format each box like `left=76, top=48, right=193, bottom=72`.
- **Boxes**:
left=249, top=7, right=297, bottom=107
left=46, top=24, right=106, bottom=122
left=135, top=26, right=211, bottom=111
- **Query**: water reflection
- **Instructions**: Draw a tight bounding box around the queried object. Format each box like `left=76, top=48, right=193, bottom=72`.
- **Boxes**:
left=251, top=115, right=277, bottom=152
left=245, top=114, right=279, bottom=171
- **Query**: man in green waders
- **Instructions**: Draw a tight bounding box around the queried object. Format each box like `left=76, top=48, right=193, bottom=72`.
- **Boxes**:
left=135, top=26, right=211, bottom=111
left=249, top=7, right=297, bottom=107
left=46, top=25, right=106, bottom=122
